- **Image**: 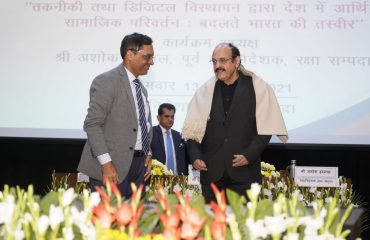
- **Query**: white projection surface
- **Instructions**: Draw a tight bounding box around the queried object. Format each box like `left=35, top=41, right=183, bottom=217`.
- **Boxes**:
left=0, top=0, right=370, bottom=144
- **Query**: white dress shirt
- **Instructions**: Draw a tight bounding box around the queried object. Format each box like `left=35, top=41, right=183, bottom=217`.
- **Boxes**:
left=97, top=66, right=151, bottom=165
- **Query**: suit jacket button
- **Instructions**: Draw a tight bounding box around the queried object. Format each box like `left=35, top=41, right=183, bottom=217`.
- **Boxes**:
left=224, top=138, right=228, bottom=142
left=129, top=147, right=133, bottom=150
left=133, top=128, right=137, bottom=132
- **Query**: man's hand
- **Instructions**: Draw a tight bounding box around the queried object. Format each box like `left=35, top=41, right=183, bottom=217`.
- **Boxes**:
left=144, top=155, right=152, bottom=181
left=102, top=162, right=119, bottom=184
left=193, top=159, right=208, bottom=171
left=232, top=154, right=249, bottom=167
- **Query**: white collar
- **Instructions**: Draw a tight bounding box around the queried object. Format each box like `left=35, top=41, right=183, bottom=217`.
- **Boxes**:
left=159, top=125, right=171, bottom=135
left=124, top=66, right=139, bottom=83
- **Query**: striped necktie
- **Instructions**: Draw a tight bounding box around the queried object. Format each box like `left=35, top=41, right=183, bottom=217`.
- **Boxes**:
left=133, top=79, right=149, bottom=155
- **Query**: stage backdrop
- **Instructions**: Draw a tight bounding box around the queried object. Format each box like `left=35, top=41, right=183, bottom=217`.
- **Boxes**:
left=1, top=0, right=370, bottom=144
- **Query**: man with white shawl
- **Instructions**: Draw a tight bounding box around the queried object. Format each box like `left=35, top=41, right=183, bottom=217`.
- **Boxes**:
left=182, top=43, right=288, bottom=203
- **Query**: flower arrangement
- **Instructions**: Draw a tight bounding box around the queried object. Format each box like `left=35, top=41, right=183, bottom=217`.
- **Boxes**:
left=0, top=182, right=358, bottom=239
left=146, top=159, right=201, bottom=199
left=150, top=159, right=173, bottom=176
left=146, top=161, right=355, bottom=208
left=260, top=169, right=355, bottom=207
left=261, top=161, right=280, bottom=178
left=0, top=161, right=360, bottom=239
left=227, top=183, right=355, bottom=240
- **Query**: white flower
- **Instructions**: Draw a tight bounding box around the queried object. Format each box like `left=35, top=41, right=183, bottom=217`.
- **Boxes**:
left=298, top=193, right=304, bottom=202
left=185, top=188, right=194, bottom=197
left=277, top=181, right=284, bottom=189
left=250, top=183, right=261, bottom=197
left=264, top=189, right=272, bottom=197
left=271, top=171, right=280, bottom=178
left=0, top=195, right=15, bottom=224
left=70, top=207, right=89, bottom=225
left=284, top=233, right=299, bottom=240
left=14, top=219, right=25, bottom=240
left=27, top=201, right=40, bottom=212
left=38, top=215, right=49, bottom=234
left=88, top=192, right=101, bottom=209
left=309, top=187, right=316, bottom=193
left=63, top=227, right=74, bottom=240
left=173, top=184, right=181, bottom=193
left=246, top=202, right=252, bottom=210
left=265, top=215, right=287, bottom=235
left=70, top=207, right=96, bottom=239
left=246, top=218, right=267, bottom=238
left=319, top=208, right=327, bottom=218
left=49, top=205, right=64, bottom=229
left=23, top=212, right=33, bottom=224
left=299, top=215, right=324, bottom=235
left=61, top=188, right=76, bottom=207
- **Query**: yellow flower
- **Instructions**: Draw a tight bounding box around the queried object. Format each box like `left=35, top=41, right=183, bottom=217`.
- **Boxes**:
left=137, top=235, right=165, bottom=240
left=99, top=229, right=129, bottom=240
left=153, top=167, right=163, bottom=176
left=152, top=234, right=165, bottom=240
left=264, top=171, right=270, bottom=178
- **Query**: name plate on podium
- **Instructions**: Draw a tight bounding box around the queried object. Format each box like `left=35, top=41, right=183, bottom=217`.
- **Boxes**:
left=294, top=166, right=339, bottom=187
left=188, top=165, right=200, bottom=185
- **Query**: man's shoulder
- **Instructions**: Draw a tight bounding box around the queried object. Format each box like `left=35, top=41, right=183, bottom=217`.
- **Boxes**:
left=171, top=128, right=180, bottom=134
left=171, top=129, right=183, bottom=139
left=240, top=71, right=270, bottom=92
left=96, top=64, right=123, bottom=79
left=152, top=125, right=161, bottom=132
left=240, top=71, right=253, bottom=81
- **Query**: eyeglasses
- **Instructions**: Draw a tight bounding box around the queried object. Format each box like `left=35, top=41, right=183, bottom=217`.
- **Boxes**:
left=129, top=49, right=155, bottom=61
left=209, top=57, right=234, bottom=65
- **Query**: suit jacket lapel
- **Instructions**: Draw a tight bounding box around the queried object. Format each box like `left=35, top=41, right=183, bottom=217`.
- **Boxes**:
left=118, top=64, right=137, bottom=121
left=172, top=132, right=181, bottom=156
left=212, top=82, right=226, bottom=120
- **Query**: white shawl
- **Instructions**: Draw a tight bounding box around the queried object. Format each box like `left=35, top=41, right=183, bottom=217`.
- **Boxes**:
left=181, top=65, right=288, bottom=143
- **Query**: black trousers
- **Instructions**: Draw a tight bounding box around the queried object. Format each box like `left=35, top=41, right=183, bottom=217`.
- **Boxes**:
left=89, top=155, right=145, bottom=199
left=201, top=171, right=250, bottom=204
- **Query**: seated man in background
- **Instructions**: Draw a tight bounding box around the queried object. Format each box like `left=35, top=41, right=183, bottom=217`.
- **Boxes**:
left=151, top=103, right=189, bottom=175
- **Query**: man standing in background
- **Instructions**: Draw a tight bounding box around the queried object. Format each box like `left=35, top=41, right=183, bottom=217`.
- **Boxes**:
left=151, top=103, right=189, bottom=175
left=182, top=43, right=288, bottom=202
left=78, top=32, right=154, bottom=198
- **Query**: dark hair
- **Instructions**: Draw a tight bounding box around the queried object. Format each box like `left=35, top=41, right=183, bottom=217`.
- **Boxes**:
left=120, top=32, right=153, bottom=59
left=228, top=43, right=240, bottom=58
left=158, top=103, right=176, bottom=115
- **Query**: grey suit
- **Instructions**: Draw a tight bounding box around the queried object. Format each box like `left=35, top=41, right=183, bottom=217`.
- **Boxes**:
left=78, top=63, right=152, bottom=183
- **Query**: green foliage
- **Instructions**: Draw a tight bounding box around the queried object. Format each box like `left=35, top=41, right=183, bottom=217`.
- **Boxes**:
left=49, top=171, right=88, bottom=194
left=139, top=211, right=160, bottom=236
left=40, top=191, right=59, bottom=215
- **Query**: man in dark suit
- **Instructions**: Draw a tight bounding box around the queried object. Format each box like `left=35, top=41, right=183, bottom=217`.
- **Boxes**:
left=151, top=103, right=189, bottom=175
left=183, top=43, right=288, bottom=202
left=78, top=33, right=154, bottom=198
